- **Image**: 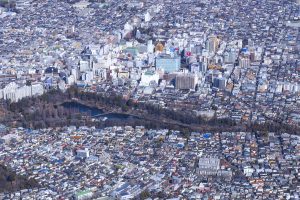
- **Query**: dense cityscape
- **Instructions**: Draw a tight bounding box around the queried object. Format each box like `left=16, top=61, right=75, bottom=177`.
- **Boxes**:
left=1, top=125, right=300, bottom=199
left=0, top=0, right=300, bottom=199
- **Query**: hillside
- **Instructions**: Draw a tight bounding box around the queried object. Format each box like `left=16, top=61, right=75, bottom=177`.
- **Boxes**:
left=0, top=164, right=39, bottom=193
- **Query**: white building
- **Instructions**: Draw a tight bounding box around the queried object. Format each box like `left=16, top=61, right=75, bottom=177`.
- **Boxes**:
left=85, top=71, right=94, bottom=83
left=31, top=83, right=44, bottom=96
left=239, top=56, right=250, bottom=68
left=145, top=11, right=152, bottom=22
left=67, top=75, right=76, bottom=85
left=15, top=85, right=32, bottom=101
left=243, top=166, right=254, bottom=177
left=0, top=82, right=44, bottom=102
left=72, top=68, right=79, bottom=81
left=140, top=71, right=159, bottom=87
left=197, top=157, right=220, bottom=176
left=79, top=60, right=90, bottom=72
left=2, top=82, right=18, bottom=102
left=15, top=0, right=32, bottom=10
left=147, top=40, right=154, bottom=53
left=123, top=22, right=134, bottom=37
left=77, top=148, right=90, bottom=158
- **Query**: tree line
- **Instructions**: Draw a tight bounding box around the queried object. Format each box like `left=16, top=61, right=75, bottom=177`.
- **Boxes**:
left=1, top=86, right=300, bottom=135
left=0, top=164, right=39, bottom=193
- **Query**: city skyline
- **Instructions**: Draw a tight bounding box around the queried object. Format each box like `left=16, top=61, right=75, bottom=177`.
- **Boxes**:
left=0, top=0, right=300, bottom=199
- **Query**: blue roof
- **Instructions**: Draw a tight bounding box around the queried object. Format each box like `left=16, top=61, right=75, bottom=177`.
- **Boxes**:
left=203, top=133, right=211, bottom=139
left=177, top=143, right=184, bottom=148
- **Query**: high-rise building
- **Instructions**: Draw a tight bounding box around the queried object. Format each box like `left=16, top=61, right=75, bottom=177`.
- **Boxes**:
left=213, top=77, right=227, bottom=90
left=79, top=60, right=90, bottom=72
left=197, top=157, right=220, bottom=176
left=224, top=49, right=237, bottom=63
left=249, top=49, right=255, bottom=62
left=147, top=40, right=154, bottom=53
left=190, top=62, right=207, bottom=73
left=206, top=36, right=219, bottom=54
left=71, top=68, right=79, bottom=81
left=0, top=82, right=44, bottom=102
left=239, top=56, right=250, bottom=68
left=200, top=62, right=208, bottom=73
left=156, top=54, right=181, bottom=73
left=242, top=38, right=248, bottom=47
left=175, top=73, right=198, bottom=90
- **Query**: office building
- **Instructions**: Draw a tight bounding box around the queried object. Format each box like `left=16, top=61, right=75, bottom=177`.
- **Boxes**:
left=239, top=56, right=250, bottom=68
left=147, top=40, right=154, bottom=53
left=213, top=77, right=227, bottom=90
left=206, top=36, right=219, bottom=54
left=71, top=68, right=79, bottom=81
left=175, top=73, right=198, bottom=90
left=197, top=157, right=220, bottom=176
left=79, top=60, right=90, bottom=72
left=224, top=49, right=237, bottom=63
left=156, top=54, right=181, bottom=73
left=0, top=82, right=44, bottom=102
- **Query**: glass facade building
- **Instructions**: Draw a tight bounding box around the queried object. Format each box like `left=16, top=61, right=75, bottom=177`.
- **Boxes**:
left=155, top=54, right=181, bottom=73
